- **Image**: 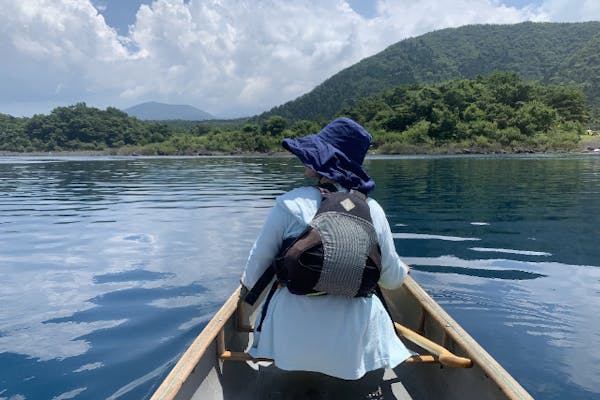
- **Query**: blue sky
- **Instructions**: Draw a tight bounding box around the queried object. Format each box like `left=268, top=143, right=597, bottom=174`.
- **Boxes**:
left=1, top=0, right=598, bottom=118
left=93, top=1, right=149, bottom=35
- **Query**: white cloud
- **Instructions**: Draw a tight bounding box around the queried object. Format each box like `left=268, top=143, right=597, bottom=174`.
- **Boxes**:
left=372, top=0, right=537, bottom=38
left=537, top=0, right=600, bottom=21
left=124, top=0, right=367, bottom=116
left=0, top=1, right=128, bottom=104
left=0, top=0, right=598, bottom=118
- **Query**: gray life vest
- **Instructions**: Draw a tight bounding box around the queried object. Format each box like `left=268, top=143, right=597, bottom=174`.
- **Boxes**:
left=274, top=184, right=382, bottom=297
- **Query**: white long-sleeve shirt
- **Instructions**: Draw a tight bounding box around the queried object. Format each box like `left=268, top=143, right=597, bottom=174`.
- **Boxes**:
left=241, top=185, right=411, bottom=379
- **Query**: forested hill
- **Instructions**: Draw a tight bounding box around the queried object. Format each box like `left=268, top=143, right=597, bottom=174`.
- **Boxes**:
left=261, top=21, right=600, bottom=127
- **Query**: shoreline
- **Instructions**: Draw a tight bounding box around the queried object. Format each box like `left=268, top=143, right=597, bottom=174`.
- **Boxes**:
left=2, top=139, right=599, bottom=158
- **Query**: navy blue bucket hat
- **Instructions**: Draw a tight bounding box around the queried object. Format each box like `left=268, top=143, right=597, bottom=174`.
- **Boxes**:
left=282, top=117, right=375, bottom=193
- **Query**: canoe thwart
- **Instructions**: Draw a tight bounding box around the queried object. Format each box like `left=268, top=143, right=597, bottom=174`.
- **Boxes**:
left=217, top=329, right=460, bottom=368
left=405, top=354, right=438, bottom=364
left=219, top=350, right=440, bottom=366
left=219, top=299, right=472, bottom=369
left=219, top=350, right=274, bottom=363
left=394, top=322, right=473, bottom=368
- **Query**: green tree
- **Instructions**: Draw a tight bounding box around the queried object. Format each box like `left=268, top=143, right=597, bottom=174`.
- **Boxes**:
left=514, top=101, right=557, bottom=136
left=261, top=116, right=288, bottom=136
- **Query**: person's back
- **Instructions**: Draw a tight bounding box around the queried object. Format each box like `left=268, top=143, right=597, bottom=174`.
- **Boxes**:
left=241, top=118, right=410, bottom=379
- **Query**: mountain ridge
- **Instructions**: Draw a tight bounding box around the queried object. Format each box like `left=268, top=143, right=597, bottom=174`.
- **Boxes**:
left=124, top=101, right=214, bottom=121
left=259, top=21, right=600, bottom=127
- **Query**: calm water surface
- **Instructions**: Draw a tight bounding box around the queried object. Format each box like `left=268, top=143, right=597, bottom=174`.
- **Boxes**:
left=0, top=155, right=599, bottom=399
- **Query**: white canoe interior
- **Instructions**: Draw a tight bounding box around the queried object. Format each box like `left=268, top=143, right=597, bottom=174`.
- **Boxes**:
left=151, top=276, right=533, bottom=400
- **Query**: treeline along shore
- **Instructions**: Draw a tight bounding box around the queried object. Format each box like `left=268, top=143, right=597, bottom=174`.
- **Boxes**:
left=0, top=72, right=595, bottom=156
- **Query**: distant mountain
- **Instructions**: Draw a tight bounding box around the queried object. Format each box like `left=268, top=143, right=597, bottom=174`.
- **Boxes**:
left=124, top=102, right=214, bottom=121
left=260, top=21, right=600, bottom=127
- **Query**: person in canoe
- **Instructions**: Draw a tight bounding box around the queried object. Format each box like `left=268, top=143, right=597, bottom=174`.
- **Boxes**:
left=240, top=117, right=411, bottom=380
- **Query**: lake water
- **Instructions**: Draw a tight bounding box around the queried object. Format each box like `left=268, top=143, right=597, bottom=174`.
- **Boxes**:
left=0, top=155, right=599, bottom=400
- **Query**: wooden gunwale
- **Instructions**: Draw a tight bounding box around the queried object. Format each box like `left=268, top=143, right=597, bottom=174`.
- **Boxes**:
left=398, top=276, right=533, bottom=400
left=150, top=287, right=241, bottom=400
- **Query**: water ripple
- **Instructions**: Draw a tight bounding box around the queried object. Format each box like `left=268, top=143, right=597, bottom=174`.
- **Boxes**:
left=392, top=232, right=480, bottom=241
left=1, top=155, right=599, bottom=400
left=469, top=247, right=552, bottom=256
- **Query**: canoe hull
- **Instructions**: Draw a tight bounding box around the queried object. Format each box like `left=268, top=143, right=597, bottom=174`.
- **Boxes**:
left=151, top=277, right=533, bottom=400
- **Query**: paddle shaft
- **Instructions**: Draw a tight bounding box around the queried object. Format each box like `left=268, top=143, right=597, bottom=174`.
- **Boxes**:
left=394, top=322, right=473, bottom=368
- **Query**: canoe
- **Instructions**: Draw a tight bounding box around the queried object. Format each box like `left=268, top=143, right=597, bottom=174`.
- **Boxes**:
left=150, top=276, right=533, bottom=399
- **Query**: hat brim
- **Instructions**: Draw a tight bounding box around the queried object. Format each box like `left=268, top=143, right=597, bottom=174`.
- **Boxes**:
left=281, top=135, right=374, bottom=193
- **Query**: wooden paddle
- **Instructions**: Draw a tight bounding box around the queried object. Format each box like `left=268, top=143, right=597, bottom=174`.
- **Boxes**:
left=394, top=322, right=473, bottom=368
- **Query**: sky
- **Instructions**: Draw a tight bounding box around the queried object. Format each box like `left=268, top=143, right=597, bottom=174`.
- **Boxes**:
left=1, top=0, right=599, bottom=119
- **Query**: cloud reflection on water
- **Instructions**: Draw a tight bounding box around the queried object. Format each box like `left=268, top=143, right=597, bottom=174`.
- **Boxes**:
left=2, top=156, right=599, bottom=399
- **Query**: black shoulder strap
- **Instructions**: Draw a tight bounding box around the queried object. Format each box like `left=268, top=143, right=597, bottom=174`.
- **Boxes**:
left=374, top=285, right=396, bottom=330
left=256, top=280, right=279, bottom=332
left=318, top=184, right=368, bottom=202
left=316, top=182, right=338, bottom=194
left=244, top=267, right=275, bottom=305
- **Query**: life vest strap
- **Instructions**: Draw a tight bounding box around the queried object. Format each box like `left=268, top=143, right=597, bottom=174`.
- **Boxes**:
left=244, top=267, right=274, bottom=306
